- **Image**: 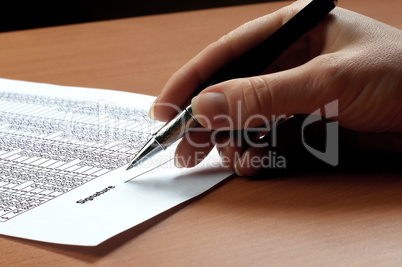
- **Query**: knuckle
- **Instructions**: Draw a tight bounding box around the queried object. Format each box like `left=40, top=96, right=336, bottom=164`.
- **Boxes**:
left=310, top=54, right=344, bottom=89
left=242, top=77, right=272, bottom=118
left=217, top=33, right=239, bottom=58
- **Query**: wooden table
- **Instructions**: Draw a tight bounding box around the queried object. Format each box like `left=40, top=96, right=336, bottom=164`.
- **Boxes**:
left=0, top=0, right=401, bottom=265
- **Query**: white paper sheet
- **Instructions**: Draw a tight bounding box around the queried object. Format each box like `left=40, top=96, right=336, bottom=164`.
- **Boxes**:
left=0, top=78, right=232, bottom=246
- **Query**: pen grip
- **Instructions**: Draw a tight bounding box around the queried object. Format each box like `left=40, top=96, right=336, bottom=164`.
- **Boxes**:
left=154, top=106, right=198, bottom=149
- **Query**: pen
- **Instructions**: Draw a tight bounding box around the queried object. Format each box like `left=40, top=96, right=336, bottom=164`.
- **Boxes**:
left=126, top=0, right=337, bottom=171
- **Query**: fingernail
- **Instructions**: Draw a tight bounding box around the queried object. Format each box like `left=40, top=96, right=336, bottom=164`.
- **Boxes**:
left=148, top=99, right=158, bottom=120
left=234, top=161, right=244, bottom=177
left=219, top=149, right=224, bottom=158
left=219, top=149, right=228, bottom=168
left=148, top=107, right=156, bottom=120
left=174, top=156, right=183, bottom=168
left=191, top=92, right=229, bottom=124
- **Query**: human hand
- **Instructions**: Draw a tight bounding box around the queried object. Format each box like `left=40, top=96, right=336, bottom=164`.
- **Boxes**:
left=149, top=0, right=402, bottom=176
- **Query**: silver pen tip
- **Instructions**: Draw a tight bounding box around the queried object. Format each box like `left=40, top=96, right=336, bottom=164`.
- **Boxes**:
left=126, top=164, right=135, bottom=171
left=125, top=138, right=163, bottom=171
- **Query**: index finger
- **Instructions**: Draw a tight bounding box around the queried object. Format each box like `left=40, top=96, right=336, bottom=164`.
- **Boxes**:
left=150, top=0, right=312, bottom=122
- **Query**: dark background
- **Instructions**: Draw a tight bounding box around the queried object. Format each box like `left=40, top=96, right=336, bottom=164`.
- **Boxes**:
left=1, top=0, right=278, bottom=32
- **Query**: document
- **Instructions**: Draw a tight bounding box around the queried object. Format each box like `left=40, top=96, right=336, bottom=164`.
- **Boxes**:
left=0, top=78, right=232, bottom=246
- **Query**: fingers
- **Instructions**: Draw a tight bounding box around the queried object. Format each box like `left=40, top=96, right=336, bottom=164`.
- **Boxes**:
left=234, top=116, right=302, bottom=176
left=174, top=129, right=215, bottom=168
left=339, top=130, right=402, bottom=154
left=233, top=120, right=402, bottom=177
left=215, top=130, right=251, bottom=172
left=152, top=0, right=402, bottom=175
left=191, top=55, right=341, bottom=130
left=150, top=0, right=314, bottom=122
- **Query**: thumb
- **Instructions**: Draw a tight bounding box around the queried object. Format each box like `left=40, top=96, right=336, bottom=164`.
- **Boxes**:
left=191, top=56, right=340, bottom=130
